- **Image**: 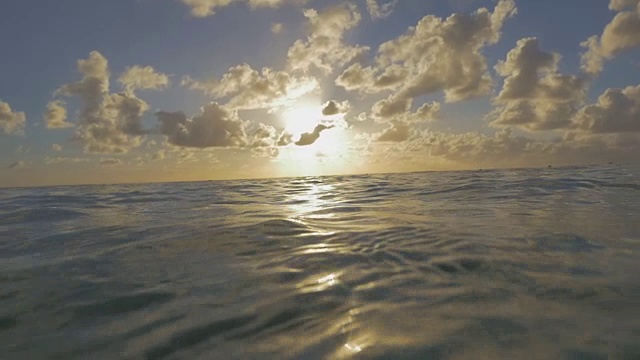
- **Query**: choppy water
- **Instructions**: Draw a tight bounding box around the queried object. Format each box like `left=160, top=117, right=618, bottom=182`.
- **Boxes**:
left=1, top=166, right=639, bottom=359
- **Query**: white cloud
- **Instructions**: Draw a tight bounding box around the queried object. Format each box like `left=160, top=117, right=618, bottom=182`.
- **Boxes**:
left=157, top=102, right=248, bottom=148
left=581, top=0, right=640, bottom=75
left=573, top=84, right=640, bottom=133
left=490, top=37, right=586, bottom=131
left=52, top=144, right=63, bottom=152
left=287, top=3, right=369, bottom=73
left=118, top=65, right=170, bottom=91
left=0, top=100, right=26, bottom=135
left=55, top=51, right=151, bottom=154
left=366, top=0, right=397, bottom=20
left=338, top=0, right=517, bottom=102
left=180, top=0, right=306, bottom=18
left=184, top=64, right=318, bottom=110
left=44, top=100, right=72, bottom=129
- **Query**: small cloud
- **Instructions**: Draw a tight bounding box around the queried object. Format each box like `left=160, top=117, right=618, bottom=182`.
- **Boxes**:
left=118, top=65, right=170, bottom=91
left=43, top=100, right=72, bottom=129
left=45, top=157, right=90, bottom=164
left=7, top=160, right=25, bottom=170
left=366, top=0, right=397, bottom=20
left=0, top=100, right=26, bottom=135
left=52, top=144, right=63, bottom=152
left=99, top=158, right=123, bottom=166
left=271, top=22, right=284, bottom=34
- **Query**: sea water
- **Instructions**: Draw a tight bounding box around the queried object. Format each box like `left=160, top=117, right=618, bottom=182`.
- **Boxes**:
left=1, top=165, right=639, bottom=359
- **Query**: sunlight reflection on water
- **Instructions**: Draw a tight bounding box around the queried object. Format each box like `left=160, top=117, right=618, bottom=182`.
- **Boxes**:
left=0, top=165, right=639, bottom=359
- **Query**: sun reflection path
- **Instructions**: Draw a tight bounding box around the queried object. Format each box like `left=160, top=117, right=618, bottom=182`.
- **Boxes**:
left=285, top=182, right=337, bottom=221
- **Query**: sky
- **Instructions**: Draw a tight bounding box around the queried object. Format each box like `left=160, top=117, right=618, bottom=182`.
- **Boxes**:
left=1, top=0, right=639, bottom=187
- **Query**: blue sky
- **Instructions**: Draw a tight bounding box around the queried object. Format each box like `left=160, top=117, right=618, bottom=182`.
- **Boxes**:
left=1, top=0, right=639, bottom=186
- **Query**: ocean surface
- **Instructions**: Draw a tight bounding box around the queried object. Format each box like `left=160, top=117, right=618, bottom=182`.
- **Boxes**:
left=1, top=165, right=639, bottom=359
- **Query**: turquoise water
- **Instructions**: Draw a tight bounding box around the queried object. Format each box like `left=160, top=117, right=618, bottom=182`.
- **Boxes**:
left=1, top=165, right=639, bottom=359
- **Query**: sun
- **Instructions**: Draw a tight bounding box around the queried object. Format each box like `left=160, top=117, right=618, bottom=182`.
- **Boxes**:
left=281, top=101, right=322, bottom=137
left=277, top=100, right=350, bottom=175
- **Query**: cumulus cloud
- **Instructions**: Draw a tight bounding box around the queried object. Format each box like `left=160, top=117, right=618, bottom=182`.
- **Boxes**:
left=156, top=102, right=248, bottom=148
left=250, top=122, right=278, bottom=148
left=321, top=100, right=350, bottom=116
left=335, top=63, right=409, bottom=94
left=43, top=100, right=72, bottom=129
left=0, top=100, right=26, bottom=135
left=287, top=3, right=369, bottom=73
left=118, top=66, right=170, bottom=91
left=376, top=121, right=411, bottom=142
left=52, top=144, right=63, bottom=152
left=370, top=95, right=440, bottom=123
left=183, top=64, right=318, bottom=110
left=573, top=84, right=640, bottom=133
left=295, top=124, right=333, bottom=146
left=581, top=0, right=640, bottom=75
left=54, top=51, right=151, bottom=153
left=490, top=37, right=586, bottom=131
left=337, top=0, right=517, bottom=102
left=180, top=0, right=306, bottom=18
left=366, top=0, right=397, bottom=20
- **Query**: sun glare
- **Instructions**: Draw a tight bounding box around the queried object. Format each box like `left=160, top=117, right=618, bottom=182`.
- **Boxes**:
left=277, top=100, right=350, bottom=175
left=281, top=102, right=322, bottom=136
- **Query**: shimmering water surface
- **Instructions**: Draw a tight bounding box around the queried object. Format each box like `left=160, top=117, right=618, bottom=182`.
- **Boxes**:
left=1, top=166, right=639, bottom=359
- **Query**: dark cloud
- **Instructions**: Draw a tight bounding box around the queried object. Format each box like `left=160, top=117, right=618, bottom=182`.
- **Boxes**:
left=295, top=124, right=334, bottom=146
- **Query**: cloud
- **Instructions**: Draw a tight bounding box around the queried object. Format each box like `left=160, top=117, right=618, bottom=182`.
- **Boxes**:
left=295, top=124, right=333, bottom=146
left=335, top=63, right=409, bottom=93
left=44, top=100, right=72, bottom=129
left=249, top=122, right=278, bottom=147
left=366, top=0, right=397, bottom=20
left=271, top=22, right=284, bottom=34
left=180, top=0, right=306, bottom=18
left=370, top=95, right=440, bottom=123
left=277, top=131, right=294, bottom=146
left=45, top=157, right=90, bottom=164
left=157, top=102, right=248, bottom=148
left=6, top=160, right=25, bottom=170
left=373, top=127, right=639, bottom=168
left=0, top=100, right=26, bottom=135
left=573, top=84, right=640, bottom=133
left=337, top=0, right=517, bottom=103
left=99, top=158, right=123, bottom=166
left=581, top=0, right=640, bottom=75
left=52, top=144, right=63, bottom=152
left=490, top=38, right=586, bottom=131
left=376, top=121, right=411, bottom=142
left=55, top=51, right=150, bottom=153
left=118, top=65, right=170, bottom=91
left=287, top=3, right=369, bottom=73
left=184, top=64, right=318, bottom=110
left=321, top=100, right=350, bottom=116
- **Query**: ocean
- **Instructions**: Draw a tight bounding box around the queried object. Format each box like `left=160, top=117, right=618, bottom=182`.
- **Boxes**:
left=0, top=165, right=638, bottom=359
